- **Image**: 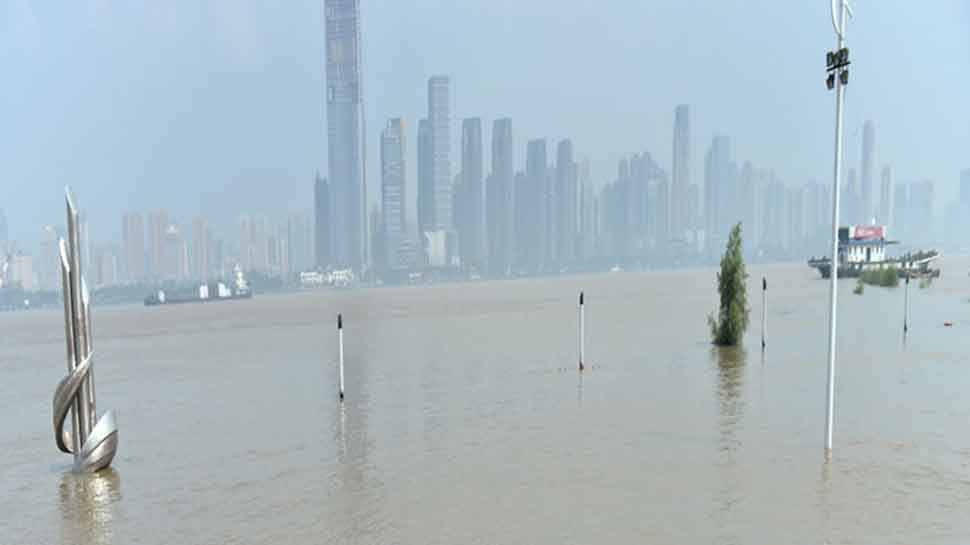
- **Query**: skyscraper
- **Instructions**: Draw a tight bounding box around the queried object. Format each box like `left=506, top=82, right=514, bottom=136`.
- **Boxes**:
left=738, top=162, right=759, bottom=246
left=460, top=118, right=485, bottom=270
left=314, top=174, right=331, bottom=269
left=879, top=164, right=893, bottom=229
left=122, top=212, right=145, bottom=283
left=325, top=0, right=366, bottom=269
left=381, top=118, right=407, bottom=270
left=556, top=139, right=577, bottom=265
left=860, top=120, right=875, bottom=223
left=653, top=175, right=670, bottom=250
left=148, top=210, right=168, bottom=280
left=523, top=138, right=547, bottom=272
left=417, top=118, right=433, bottom=237
left=163, top=224, right=184, bottom=281
left=240, top=216, right=254, bottom=271
left=687, top=184, right=700, bottom=232
left=578, top=160, right=594, bottom=262
left=428, top=76, right=452, bottom=231
left=192, top=217, right=209, bottom=281
left=94, top=244, right=119, bottom=287
left=704, top=135, right=730, bottom=248
left=841, top=169, right=858, bottom=225
left=671, top=105, right=690, bottom=237
left=513, top=171, right=531, bottom=270
left=893, top=183, right=908, bottom=240
left=487, top=118, right=514, bottom=275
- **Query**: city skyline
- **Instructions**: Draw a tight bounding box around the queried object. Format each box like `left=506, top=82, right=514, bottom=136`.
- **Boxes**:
left=3, top=2, right=968, bottom=250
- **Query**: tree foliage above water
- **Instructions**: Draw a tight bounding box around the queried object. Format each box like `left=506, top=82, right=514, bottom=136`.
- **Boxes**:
left=708, top=223, right=750, bottom=346
left=859, top=267, right=899, bottom=288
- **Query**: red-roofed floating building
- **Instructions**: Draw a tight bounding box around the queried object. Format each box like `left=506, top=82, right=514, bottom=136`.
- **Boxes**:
left=808, top=225, right=940, bottom=279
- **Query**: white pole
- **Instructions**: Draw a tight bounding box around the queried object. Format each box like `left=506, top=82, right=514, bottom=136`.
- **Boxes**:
left=825, top=0, right=849, bottom=454
left=761, top=276, right=767, bottom=350
left=903, top=274, right=910, bottom=333
left=338, top=314, right=345, bottom=401
left=579, top=292, right=585, bottom=371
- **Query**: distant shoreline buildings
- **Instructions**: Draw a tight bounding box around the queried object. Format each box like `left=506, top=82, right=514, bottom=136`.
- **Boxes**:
left=2, top=6, right=963, bottom=294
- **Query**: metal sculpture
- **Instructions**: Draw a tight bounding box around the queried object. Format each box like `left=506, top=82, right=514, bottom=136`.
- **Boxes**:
left=53, top=189, right=118, bottom=473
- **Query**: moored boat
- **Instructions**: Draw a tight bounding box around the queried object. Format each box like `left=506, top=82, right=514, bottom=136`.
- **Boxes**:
left=808, top=225, right=940, bottom=279
left=145, top=266, right=253, bottom=306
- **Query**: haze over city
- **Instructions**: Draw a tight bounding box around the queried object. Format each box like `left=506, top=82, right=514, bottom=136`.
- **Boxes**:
left=7, top=3, right=970, bottom=543
left=3, top=1, right=968, bottom=248
left=0, top=1, right=970, bottom=294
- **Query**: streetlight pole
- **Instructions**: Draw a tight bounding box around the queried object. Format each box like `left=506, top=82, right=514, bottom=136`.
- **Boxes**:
left=824, top=0, right=852, bottom=455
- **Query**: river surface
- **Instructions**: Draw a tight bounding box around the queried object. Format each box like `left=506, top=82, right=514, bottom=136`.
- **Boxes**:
left=3, top=259, right=970, bottom=544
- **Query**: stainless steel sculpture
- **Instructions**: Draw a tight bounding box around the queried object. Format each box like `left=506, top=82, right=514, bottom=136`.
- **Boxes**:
left=53, top=189, right=118, bottom=473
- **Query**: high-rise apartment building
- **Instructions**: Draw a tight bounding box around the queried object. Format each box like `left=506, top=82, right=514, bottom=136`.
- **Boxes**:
left=122, top=212, right=145, bottom=283
left=879, top=165, right=893, bottom=229
left=487, top=118, right=514, bottom=275
left=287, top=214, right=311, bottom=274
left=738, top=162, right=759, bottom=247
left=460, top=118, right=485, bottom=270
left=556, top=139, right=577, bottom=265
left=520, top=138, right=547, bottom=273
left=428, top=76, right=452, bottom=232
left=841, top=170, right=859, bottom=225
left=381, top=118, right=407, bottom=270
left=148, top=210, right=168, bottom=280
left=192, top=217, right=210, bottom=281
left=671, top=105, right=690, bottom=237
left=417, top=118, right=433, bottom=237
left=314, top=174, right=331, bottom=269
left=704, top=136, right=731, bottom=248
left=324, top=0, right=366, bottom=269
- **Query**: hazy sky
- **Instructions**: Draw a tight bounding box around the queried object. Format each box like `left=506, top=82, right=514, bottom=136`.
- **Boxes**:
left=2, top=1, right=968, bottom=249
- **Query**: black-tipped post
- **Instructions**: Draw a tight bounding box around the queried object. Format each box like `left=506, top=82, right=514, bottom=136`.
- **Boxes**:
left=761, top=276, right=767, bottom=350
left=903, top=275, right=910, bottom=334
left=337, top=313, right=345, bottom=401
left=578, top=291, right=585, bottom=372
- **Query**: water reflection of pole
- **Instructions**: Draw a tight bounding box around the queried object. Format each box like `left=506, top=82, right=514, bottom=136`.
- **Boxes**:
left=338, top=314, right=345, bottom=401
left=824, top=0, right=853, bottom=455
left=577, top=370, right=584, bottom=407
left=903, top=274, right=910, bottom=334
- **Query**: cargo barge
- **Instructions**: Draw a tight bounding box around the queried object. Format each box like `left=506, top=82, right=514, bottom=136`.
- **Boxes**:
left=145, top=266, right=252, bottom=306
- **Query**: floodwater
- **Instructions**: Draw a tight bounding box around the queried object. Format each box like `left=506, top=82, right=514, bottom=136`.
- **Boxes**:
left=3, top=259, right=970, bottom=544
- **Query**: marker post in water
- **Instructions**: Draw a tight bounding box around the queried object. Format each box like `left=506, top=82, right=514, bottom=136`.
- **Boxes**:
left=338, top=314, right=345, bottom=401
left=578, top=292, right=585, bottom=372
left=903, top=274, right=910, bottom=334
left=761, top=276, right=767, bottom=350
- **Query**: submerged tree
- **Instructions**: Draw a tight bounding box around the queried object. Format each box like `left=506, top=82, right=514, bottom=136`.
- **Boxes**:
left=708, top=222, right=750, bottom=346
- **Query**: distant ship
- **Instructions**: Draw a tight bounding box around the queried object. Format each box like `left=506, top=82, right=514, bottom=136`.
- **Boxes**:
left=145, top=266, right=253, bottom=306
left=808, top=225, right=941, bottom=279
